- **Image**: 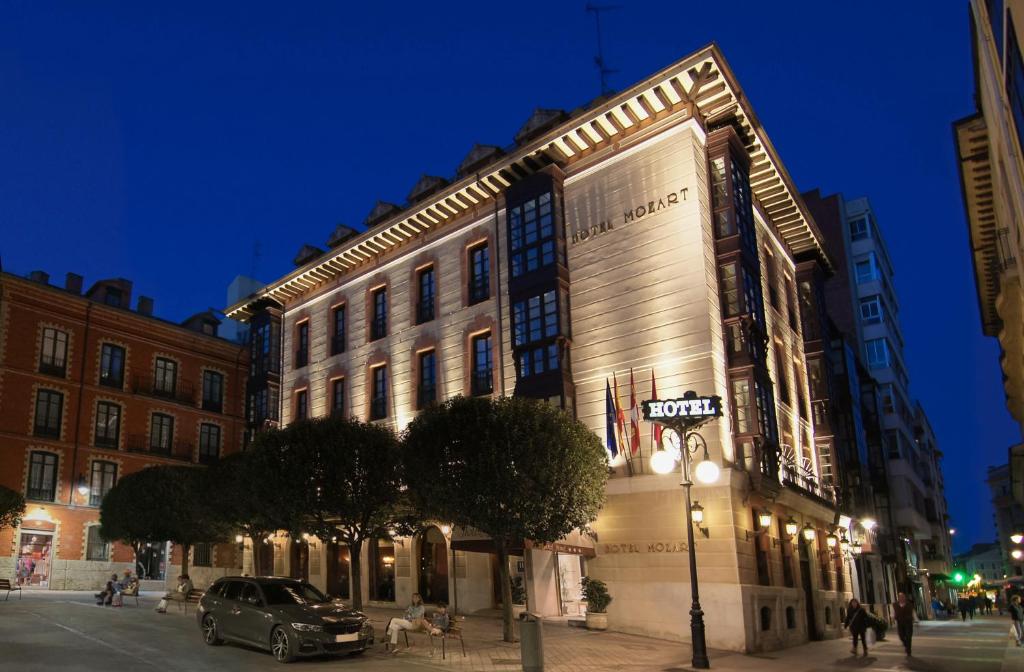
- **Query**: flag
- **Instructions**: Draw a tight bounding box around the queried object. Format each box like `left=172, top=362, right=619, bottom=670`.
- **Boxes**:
left=629, top=369, right=641, bottom=455
left=612, top=372, right=627, bottom=451
left=605, top=379, right=619, bottom=459
left=650, top=369, right=662, bottom=449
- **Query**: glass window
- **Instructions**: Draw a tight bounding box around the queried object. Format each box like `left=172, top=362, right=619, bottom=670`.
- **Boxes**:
left=295, top=322, right=309, bottom=368
left=251, top=320, right=281, bottom=376
left=469, top=244, right=490, bottom=304
left=262, top=581, right=329, bottom=605
left=988, top=0, right=1004, bottom=59
left=199, top=424, right=221, bottom=464
left=849, top=216, right=870, bottom=241
left=295, top=390, right=308, bottom=421
left=99, top=344, right=125, bottom=388
left=859, top=296, right=883, bottom=324
left=27, top=451, right=58, bottom=501
left=202, top=370, right=224, bottom=412
left=471, top=333, right=493, bottom=395
left=150, top=413, right=174, bottom=453
left=371, top=366, right=387, bottom=419
left=855, top=254, right=880, bottom=284
left=418, top=351, right=436, bottom=409
left=39, top=327, right=68, bottom=376
left=331, top=378, right=345, bottom=416
left=865, top=338, right=890, bottom=369
left=193, top=542, right=213, bottom=568
left=720, top=263, right=741, bottom=317
left=331, top=305, right=346, bottom=355
left=34, top=389, right=63, bottom=438
left=86, top=525, right=110, bottom=561
left=417, top=267, right=435, bottom=324
left=94, top=401, right=121, bottom=449
left=104, top=287, right=123, bottom=307
left=517, top=343, right=560, bottom=378
left=512, top=290, right=558, bottom=348
left=731, top=378, right=751, bottom=434
left=89, top=461, right=117, bottom=507
left=371, top=289, right=387, bottom=340
left=508, top=192, right=556, bottom=278
left=154, top=358, right=177, bottom=395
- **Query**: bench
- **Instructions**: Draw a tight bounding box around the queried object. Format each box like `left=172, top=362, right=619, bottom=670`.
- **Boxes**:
left=114, top=583, right=139, bottom=607
left=174, top=589, right=204, bottom=614
left=0, top=579, right=21, bottom=601
left=392, top=616, right=467, bottom=659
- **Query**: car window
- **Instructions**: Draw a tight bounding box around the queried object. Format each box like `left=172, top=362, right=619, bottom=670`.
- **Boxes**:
left=261, top=582, right=330, bottom=606
left=220, top=581, right=243, bottom=601
left=240, top=583, right=261, bottom=605
left=207, top=581, right=226, bottom=597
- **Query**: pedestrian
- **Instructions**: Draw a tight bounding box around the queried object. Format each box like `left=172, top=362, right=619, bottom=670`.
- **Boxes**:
left=968, top=593, right=977, bottom=620
left=843, top=598, right=869, bottom=657
left=894, top=591, right=917, bottom=656
left=1010, top=595, right=1024, bottom=647
left=959, top=596, right=969, bottom=622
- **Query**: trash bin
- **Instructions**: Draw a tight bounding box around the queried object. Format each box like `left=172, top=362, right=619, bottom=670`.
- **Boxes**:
left=519, top=611, right=544, bottom=672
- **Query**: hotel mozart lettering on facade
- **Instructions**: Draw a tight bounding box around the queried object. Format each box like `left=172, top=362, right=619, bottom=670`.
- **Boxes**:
left=228, top=45, right=895, bottom=652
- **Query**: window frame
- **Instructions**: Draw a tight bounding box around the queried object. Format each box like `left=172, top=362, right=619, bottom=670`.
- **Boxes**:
left=154, top=357, right=178, bottom=396
left=94, top=400, right=122, bottom=449
left=33, top=389, right=64, bottom=438
left=468, top=243, right=490, bottom=305
left=370, top=288, right=388, bottom=341
left=150, top=413, right=174, bottom=454
left=199, top=423, right=221, bottom=464
left=27, top=451, right=58, bottom=502
left=470, top=332, right=494, bottom=396
left=86, top=524, right=110, bottom=561
left=294, top=389, right=308, bottom=421
left=201, top=370, right=224, bottom=413
left=331, top=304, right=346, bottom=355
left=370, top=366, right=388, bottom=420
left=89, top=460, right=117, bottom=507
left=416, top=266, right=436, bottom=324
left=295, top=321, right=310, bottom=368
left=508, top=192, right=556, bottom=279
left=417, top=350, right=437, bottom=409
left=39, top=327, right=69, bottom=377
left=331, top=377, right=345, bottom=416
left=99, top=343, right=126, bottom=388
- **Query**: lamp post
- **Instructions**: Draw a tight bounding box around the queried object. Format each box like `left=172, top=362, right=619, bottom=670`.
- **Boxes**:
left=643, top=391, right=722, bottom=669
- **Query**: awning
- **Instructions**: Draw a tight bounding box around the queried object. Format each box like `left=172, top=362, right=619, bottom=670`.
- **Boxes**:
left=449, top=527, right=524, bottom=557
left=525, top=529, right=597, bottom=558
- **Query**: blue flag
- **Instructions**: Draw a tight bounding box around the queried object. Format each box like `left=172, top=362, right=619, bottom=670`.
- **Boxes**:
left=605, top=379, right=619, bottom=458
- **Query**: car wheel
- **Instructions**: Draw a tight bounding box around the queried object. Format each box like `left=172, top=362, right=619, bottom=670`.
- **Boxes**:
left=201, top=614, right=223, bottom=646
left=271, top=626, right=295, bottom=664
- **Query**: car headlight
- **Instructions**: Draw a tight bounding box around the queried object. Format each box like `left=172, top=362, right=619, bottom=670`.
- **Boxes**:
left=291, top=622, right=323, bottom=632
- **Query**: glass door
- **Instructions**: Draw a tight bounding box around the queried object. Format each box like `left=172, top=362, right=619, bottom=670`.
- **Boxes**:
left=17, top=532, right=52, bottom=588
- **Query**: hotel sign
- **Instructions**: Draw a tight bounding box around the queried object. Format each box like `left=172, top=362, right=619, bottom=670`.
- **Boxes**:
left=642, top=394, right=722, bottom=421
left=570, top=186, right=690, bottom=245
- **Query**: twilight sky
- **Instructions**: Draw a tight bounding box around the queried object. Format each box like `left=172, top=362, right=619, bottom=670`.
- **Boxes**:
left=0, top=1, right=1016, bottom=551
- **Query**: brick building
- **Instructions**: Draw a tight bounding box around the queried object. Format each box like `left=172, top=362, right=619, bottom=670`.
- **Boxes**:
left=0, top=269, right=247, bottom=590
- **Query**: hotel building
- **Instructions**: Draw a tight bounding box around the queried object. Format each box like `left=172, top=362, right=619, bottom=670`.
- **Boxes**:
left=955, top=0, right=1024, bottom=504
left=0, top=270, right=247, bottom=590
left=228, top=45, right=861, bottom=651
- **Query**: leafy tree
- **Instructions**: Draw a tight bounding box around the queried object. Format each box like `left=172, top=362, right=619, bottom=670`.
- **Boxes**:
left=0, top=485, right=26, bottom=531
left=100, top=465, right=227, bottom=576
left=403, top=395, right=608, bottom=641
left=290, top=415, right=418, bottom=610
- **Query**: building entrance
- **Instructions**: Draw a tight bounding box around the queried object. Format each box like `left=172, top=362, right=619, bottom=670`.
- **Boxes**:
left=326, top=542, right=350, bottom=599
left=16, top=532, right=52, bottom=588
left=556, top=553, right=586, bottom=616
left=417, top=526, right=449, bottom=604
left=137, top=541, right=167, bottom=580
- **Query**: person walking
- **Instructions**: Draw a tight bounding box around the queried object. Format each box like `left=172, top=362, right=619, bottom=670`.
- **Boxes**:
left=894, top=592, right=917, bottom=656
left=1010, top=595, right=1024, bottom=646
left=968, top=593, right=977, bottom=620
left=843, top=598, right=870, bottom=657
left=959, top=595, right=970, bottom=622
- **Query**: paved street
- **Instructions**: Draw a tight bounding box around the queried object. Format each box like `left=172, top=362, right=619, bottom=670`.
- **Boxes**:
left=1, top=591, right=1022, bottom=672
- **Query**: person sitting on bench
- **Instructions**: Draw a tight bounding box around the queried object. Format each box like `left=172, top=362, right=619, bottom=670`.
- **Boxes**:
left=155, top=574, right=192, bottom=614
left=385, top=593, right=426, bottom=652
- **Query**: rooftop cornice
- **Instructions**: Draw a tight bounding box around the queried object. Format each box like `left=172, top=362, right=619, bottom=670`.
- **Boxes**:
left=227, top=43, right=832, bottom=320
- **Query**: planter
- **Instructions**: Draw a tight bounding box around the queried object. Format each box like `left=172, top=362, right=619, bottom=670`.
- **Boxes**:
left=585, top=612, right=608, bottom=630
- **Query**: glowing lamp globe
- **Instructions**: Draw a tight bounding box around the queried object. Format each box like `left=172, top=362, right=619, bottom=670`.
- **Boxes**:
left=690, top=501, right=705, bottom=525
left=860, top=518, right=877, bottom=532
left=440, top=524, right=452, bottom=536
left=650, top=450, right=677, bottom=475
left=1013, top=549, right=1023, bottom=560
left=694, top=459, right=720, bottom=484
left=1012, top=533, right=1024, bottom=545
left=757, top=510, right=773, bottom=530
left=851, top=542, right=863, bottom=556
left=801, top=524, right=816, bottom=542
left=840, top=538, right=851, bottom=554
left=784, top=518, right=799, bottom=537
left=235, top=534, right=244, bottom=544
left=826, top=533, right=838, bottom=548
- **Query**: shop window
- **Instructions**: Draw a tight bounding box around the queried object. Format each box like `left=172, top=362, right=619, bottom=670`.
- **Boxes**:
left=369, top=539, right=396, bottom=601
left=86, top=525, right=109, bottom=561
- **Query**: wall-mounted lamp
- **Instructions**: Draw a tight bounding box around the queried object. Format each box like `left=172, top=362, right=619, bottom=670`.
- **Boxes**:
left=76, top=475, right=89, bottom=497
left=860, top=518, right=877, bottom=532
left=826, top=532, right=838, bottom=550
left=691, top=501, right=709, bottom=538
left=1012, top=533, right=1024, bottom=545
left=1012, top=549, right=1023, bottom=560
left=801, top=524, right=816, bottom=542
left=757, top=510, right=773, bottom=530
left=840, top=536, right=851, bottom=555
left=440, top=524, right=452, bottom=537
left=784, top=517, right=799, bottom=538
left=851, top=542, right=863, bottom=556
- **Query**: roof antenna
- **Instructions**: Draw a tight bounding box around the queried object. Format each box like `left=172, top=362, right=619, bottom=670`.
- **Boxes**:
left=586, top=3, right=620, bottom=96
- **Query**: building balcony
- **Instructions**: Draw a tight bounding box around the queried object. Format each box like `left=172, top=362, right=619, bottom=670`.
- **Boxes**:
left=38, top=356, right=66, bottom=378
left=126, top=434, right=194, bottom=462
left=132, top=376, right=196, bottom=406
left=781, top=462, right=836, bottom=506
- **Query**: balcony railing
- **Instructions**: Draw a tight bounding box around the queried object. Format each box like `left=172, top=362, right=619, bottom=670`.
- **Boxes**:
left=371, top=316, right=387, bottom=341
left=126, top=434, right=194, bottom=462
left=132, top=376, right=196, bottom=406
left=201, top=397, right=223, bottom=413
left=781, top=462, right=837, bottom=505
left=468, top=276, right=489, bottom=304
left=99, top=370, right=124, bottom=389
left=38, top=356, right=66, bottom=377
left=416, top=300, right=435, bottom=324
left=94, top=434, right=119, bottom=450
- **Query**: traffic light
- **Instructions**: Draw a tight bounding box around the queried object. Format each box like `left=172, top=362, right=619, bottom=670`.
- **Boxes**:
left=952, top=570, right=966, bottom=585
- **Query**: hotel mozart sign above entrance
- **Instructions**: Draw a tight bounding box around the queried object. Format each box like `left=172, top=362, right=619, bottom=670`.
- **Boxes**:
left=570, top=186, right=690, bottom=245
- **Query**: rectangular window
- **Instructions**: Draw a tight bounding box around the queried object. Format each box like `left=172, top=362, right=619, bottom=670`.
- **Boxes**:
left=86, top=525, right=109, bottom=561
left=199, top=424, right=221, bottom=464
left=731, top=378, right=751, bottom=434
left=989, top=0, right=1004, bottom=60
left=471, top=333, right=494, bottom=396
left=27, top=451, right=58, bottom=501
left=331, top=305, right=346, bottom=355
left=33, top=389, right=63, bottom=438
left=94, top=401, right=121, bottom=449
left=295, top=321, right=309, bottom=368
left=854, top=254, right=880, bottom=284
left=774, top=344, right=790, bottom=405
left=818, top=536, right=832, bottom=590
left=331, top=378, right=345, bottom=416
left=105, top=287, right=123, bottom=307
left=469, top=244, right=490, bottom=304
left=719, top=263, right=741, bottom=317
left=371, top=289, right=387, bottom=340
left=150, top=413, right=174, bottom=454
left=418, top=350, right=436, bottom=409
left=880, top=383, right=895, bottom=414
left=154, top=358, right=177, bottom=396
left=859, top=295, right=883, bottom=324
left=849, top=216, right=870, bottom=241
left=517, top=344, right=560, bottom=378
left=99, top=344, right=125, bottom=388
left=39, top=327, right=68, bottom=377
left=295, top=390, right=308, bottom=421
left=512, top=290, right=558, bottom=348
left=202, top=370, right=224, bottom=413
left=251, top=320, right=281, bottom=376
left=710, top=157, right=735, bottom=238
left=193, top=542, right=213, bottom=568
left=89, top=460, right=117, bottom=507
left=508, top=193, right=556, bottom=278
left=417, top=267, right=435, bottom=324
left=371, top=366, right=387, bottom=419
left=865, top=338, right=890, bottom=369
left=764, top=251, right=779, bottom=310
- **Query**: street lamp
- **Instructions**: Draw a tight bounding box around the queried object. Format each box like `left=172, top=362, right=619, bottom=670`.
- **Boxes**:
left=757, top=510, right=773, bottom=530
left=1012, top=533, right=1024, bottom=545
left=802, top=524, right=817, bottom=543
left=860, top=518, right=876, bottom=532
left=840, top=535, right=851, bottom=555
left=826, top=532, right=838, bottom=550
left=1012, top=549, right=1023, bottom=560
left=784, top=517, right=799, bottom=538
left=76, top=475, right=89, bottom=497
left=643, top=391, right=722, bottom=670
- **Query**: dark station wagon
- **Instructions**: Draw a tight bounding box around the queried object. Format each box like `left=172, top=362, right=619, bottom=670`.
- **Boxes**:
left=196, top=576, right=374, bottom=663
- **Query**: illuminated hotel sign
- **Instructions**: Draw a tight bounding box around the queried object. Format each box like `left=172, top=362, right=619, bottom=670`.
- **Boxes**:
left=642, top=394, right=722, bottom=421
left=570, top=186, right=690, bottom=245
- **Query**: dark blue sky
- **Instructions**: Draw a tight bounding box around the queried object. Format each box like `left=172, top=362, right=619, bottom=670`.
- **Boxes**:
left=1, top=1, right=1015, bottom=550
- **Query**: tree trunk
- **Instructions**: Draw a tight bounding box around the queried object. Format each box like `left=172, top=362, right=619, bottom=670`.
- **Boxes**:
left=350, top=538, right=364, bottom=611
left=250, top=536, right=261, bottom=577
left=180, top=542, right=190, bottom=578
left=496, top=542, right=515, bottom=643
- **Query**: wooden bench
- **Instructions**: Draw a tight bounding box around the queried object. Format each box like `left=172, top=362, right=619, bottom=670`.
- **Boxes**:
left=0, top=579, right=21, bottom=601
left=115, top=583, right=140, bottom=607
left=174, top=589, right=204, bottom=614
left=430, top=616, right=467, bottom=659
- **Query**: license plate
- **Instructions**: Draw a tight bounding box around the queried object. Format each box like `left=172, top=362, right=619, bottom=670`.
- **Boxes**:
left=334, top=633, right=359, bottom=643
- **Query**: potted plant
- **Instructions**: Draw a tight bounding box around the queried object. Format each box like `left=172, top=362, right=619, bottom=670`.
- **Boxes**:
left=581, top=576, right=612, bottom=630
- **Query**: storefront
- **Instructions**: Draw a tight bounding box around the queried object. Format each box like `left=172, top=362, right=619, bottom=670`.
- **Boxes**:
left=16, top=529, right=53, bottom=588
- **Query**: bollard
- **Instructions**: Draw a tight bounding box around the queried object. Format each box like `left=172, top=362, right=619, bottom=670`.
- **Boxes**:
left=519, top=611, right=544, bottom=672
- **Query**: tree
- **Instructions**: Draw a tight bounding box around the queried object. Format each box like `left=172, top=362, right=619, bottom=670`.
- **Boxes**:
left=212, top=429, right=313, bottom=576
left=290, top=415, right=418, bottom=611
left=403, top=395, right=608, bottom=641
left=0, top=485, right=25, bottom=532
left=100, top=465, right=227, bottom=576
